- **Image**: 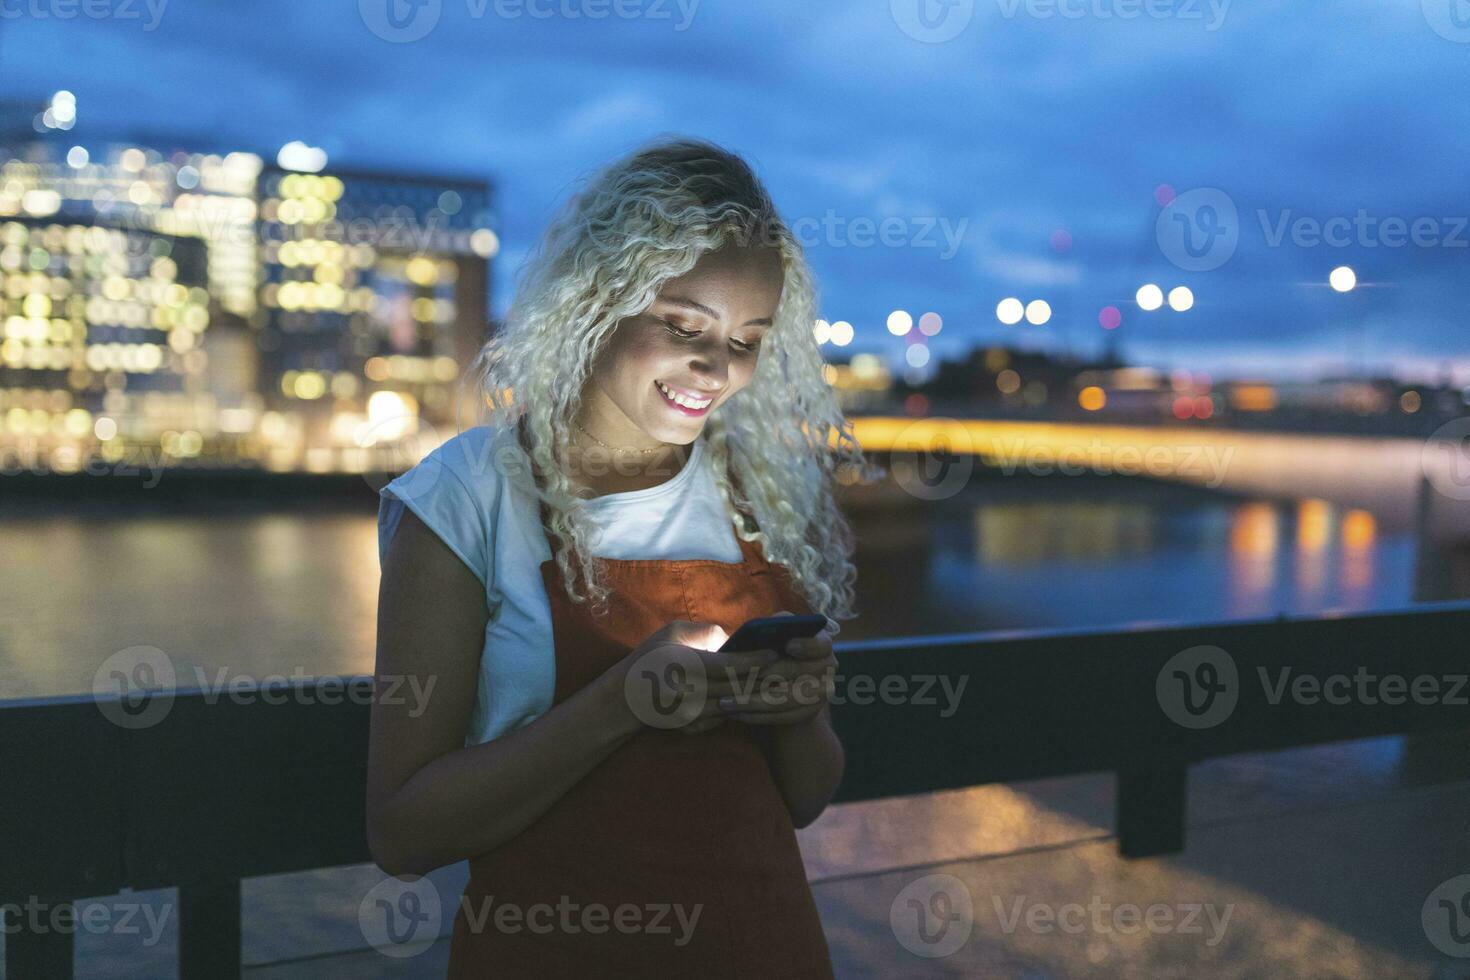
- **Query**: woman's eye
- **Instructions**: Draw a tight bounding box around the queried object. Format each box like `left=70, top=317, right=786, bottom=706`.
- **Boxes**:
left=661, top=318, right=759, bottom=354
left=660, top=319, right=698, bottom=339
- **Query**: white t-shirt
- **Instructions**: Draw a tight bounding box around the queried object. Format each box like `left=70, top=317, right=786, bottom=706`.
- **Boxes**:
left=376, top=422, right=742, bottom=746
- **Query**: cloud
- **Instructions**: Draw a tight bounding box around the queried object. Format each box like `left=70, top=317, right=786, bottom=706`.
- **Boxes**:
left=1, top=0, right=1465, bottom=372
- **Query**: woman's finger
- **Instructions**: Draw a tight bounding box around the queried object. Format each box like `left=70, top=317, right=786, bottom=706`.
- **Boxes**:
left=727, top=705, right=824, bottom=726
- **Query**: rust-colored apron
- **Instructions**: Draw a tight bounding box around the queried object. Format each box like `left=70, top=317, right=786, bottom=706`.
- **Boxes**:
left=446, top=520, right=835, bottom=978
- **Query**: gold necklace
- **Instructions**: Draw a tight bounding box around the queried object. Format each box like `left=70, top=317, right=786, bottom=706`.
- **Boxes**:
left=572, top=419, right=663, bottom=456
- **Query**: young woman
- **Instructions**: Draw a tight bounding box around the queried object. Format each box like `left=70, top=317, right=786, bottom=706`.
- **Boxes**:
left=368, top=137, right=870, bottom=977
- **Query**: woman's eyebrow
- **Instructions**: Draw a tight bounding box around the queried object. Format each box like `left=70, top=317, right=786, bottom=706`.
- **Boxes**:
left=659, top=295, right=772, bottom=327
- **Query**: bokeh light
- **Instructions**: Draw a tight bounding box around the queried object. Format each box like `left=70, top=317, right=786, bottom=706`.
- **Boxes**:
left=1329, top=266, right=1357, bottom=292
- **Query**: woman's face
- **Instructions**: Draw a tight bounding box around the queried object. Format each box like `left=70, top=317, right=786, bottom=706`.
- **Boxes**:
left=582, top=242, right=785, bottom=448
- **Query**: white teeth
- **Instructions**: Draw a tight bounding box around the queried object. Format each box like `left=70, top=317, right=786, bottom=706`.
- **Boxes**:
left=657, top=381, right=711, bottom=410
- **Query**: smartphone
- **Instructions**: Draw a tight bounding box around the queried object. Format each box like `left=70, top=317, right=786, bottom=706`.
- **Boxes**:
left=718, top=614, right=828, bottom=655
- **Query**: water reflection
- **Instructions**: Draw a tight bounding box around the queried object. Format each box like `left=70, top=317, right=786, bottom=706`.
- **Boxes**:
left=847, top=479, right=1415, bottom=640
left=0, top=479, right=1423, bottom=698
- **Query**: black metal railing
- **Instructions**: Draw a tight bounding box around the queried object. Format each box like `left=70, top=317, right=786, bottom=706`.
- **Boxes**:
left=5, top=601, right=1469, bottom=977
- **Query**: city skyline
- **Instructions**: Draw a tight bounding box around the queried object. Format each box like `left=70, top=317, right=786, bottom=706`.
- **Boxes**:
left=1, top=0, right=1467, bottom=383
left=0, top=119, right=495, bottom=473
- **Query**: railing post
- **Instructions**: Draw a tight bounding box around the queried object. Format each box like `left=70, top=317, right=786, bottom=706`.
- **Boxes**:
left=4, top=900, right=75, bottom=978
left=178, top=879, right=242, bottom=980
left=1116, top=764, right=1187, bottom=858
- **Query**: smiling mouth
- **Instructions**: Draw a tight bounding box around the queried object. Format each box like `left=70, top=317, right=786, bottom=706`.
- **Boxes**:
left=655, top=380, right=714, bottom=414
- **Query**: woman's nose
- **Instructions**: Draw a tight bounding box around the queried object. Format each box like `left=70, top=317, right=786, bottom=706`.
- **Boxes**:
left=686, top=341, right=729, bottom=390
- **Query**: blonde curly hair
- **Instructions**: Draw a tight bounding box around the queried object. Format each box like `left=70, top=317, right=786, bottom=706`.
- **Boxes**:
left=469, top=136, right=877, bottom=631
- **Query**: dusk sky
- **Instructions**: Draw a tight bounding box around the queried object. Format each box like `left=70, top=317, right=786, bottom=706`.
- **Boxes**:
left=3, top=0, right=1468, bottom=382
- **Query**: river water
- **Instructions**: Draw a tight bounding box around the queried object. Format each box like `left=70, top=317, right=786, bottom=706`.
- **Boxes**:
left=0, top=472, right=1423, bottom=700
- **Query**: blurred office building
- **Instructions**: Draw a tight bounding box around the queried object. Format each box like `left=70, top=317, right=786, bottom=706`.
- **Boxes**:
left=0, top=92, right=495, bottom=475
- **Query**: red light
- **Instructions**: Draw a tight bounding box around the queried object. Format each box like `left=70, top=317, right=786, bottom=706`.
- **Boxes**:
left=1172, top=395, right=1195, bottom=420
left=904, top=393, right=929, bottom=417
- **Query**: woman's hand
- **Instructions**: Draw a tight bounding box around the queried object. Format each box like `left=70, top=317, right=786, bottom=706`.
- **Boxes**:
left=717, top=612, right=837, bottom=726
left=723, top=610, right=844, bottom=827
left=614, top=620, right=780, bottom=735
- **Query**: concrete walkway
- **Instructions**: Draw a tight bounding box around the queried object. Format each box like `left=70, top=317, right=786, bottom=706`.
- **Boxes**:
left=7, top=733, right=1468, bottom=978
